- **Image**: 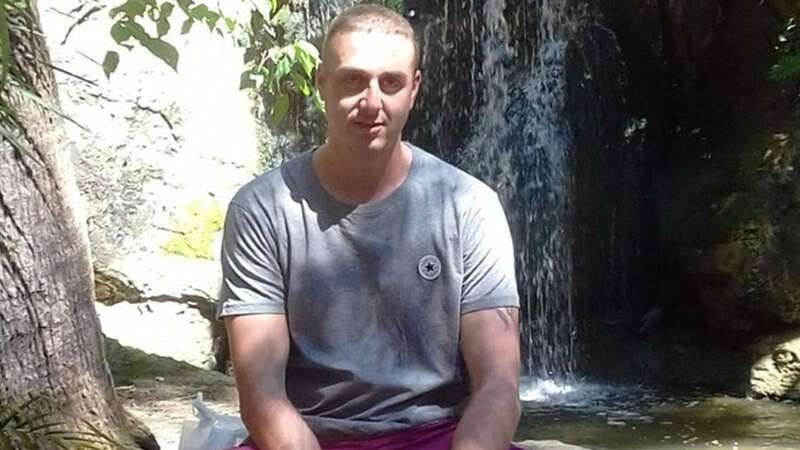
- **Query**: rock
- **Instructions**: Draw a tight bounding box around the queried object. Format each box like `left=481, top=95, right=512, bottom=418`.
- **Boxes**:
left=40, top=0, right=259, bottom=303
left=749, top=330, right=800, bottom=400
left=96, top=300, right=215, bottom=369
left=95, top=268, right=143, bottom=305
left=515, top=440, right=589, bottom=450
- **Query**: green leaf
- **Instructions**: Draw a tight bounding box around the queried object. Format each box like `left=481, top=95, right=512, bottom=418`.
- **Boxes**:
left=102, top=51, right=120, bottom=78
left=295, top=40, right=321, bottom=61
left=141, top=37, right=179, bottom=71
left=109, top=0, right=147, bottom=19
left=126, top=23, right=179, bottom=71
left=294, top=42, right=319, bottom=78
left=269, top=0, right=278, bottom=16
left=272, top=5, right=290, bottom=27
left=159, top=2, right=175, bottom=21
left=290, top=71, right=311, bottom=96
left=270, top=93, right=289, bottom=125
left=312, top=89, right=326, bottom=114
left=274, top=56, right=292, bottom=81
left=176, top=0, right=192, bottom=14
left=124, top=20, right=150, bottom=41
left=224, top=17, right=236, bottom=32
left=204, top=11, right=220, bottom=31
left=189, top=3, right=209, bottom=20
left=156, top=17, right=170, bottom=37
left=110, top=21, right=132, bottom=44
left=180, top=18, right=193, bottom=34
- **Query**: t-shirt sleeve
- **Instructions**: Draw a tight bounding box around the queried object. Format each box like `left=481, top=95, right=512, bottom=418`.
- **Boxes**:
left=217, top=202, right=286, bottom=318
left=460, top=189, right=520, bottom=314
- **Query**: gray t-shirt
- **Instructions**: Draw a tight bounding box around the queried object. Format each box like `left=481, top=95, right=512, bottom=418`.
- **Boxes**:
left=218, top=144, right=518, bottom=439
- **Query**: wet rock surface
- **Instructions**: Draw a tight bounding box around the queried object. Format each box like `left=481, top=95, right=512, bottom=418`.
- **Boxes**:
left=585, top=0, right=800, bottom=392
left=749, top=330, right=800, bottom=400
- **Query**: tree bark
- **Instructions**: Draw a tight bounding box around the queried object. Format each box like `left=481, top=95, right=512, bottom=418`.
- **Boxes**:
left=0, top=1, right=156, bottom=448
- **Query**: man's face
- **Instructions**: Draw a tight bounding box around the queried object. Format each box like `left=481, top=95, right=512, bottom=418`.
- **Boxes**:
left=317, top=30, right=421, bottom=155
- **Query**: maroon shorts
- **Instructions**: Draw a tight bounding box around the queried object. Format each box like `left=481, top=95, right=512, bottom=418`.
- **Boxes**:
left=231, top=420, right=524, bottom=450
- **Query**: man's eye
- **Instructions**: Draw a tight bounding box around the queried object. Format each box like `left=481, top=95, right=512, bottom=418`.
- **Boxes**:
left=381, top=78, right=403, bottom=92
left=343, top=75, right=362, bottom=87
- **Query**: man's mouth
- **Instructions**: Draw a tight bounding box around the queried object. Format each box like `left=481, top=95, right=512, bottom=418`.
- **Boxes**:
left=353, top=121, right=385, bottom=133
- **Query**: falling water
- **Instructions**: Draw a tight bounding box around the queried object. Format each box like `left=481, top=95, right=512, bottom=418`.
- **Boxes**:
left=435, top=0, right=576, bottom=380
left=516, top=0, right=576, bottom=380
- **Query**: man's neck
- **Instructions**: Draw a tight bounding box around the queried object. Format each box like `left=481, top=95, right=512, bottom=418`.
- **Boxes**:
left=312, top=139, right=412, bottom=205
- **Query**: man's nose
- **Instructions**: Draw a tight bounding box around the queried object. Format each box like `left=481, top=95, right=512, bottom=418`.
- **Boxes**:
left=359, top=80, right=382, bottom=114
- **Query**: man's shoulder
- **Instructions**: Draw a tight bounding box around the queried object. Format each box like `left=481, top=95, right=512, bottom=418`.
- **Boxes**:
left=408, top=143, right=498, bottom=201
left=229, top=150, right=310, bottom=212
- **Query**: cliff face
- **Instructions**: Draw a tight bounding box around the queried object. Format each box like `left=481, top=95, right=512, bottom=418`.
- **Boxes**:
left=585, top=0, right=800, bottom=395
left=601, top=0, right=800, bottom=335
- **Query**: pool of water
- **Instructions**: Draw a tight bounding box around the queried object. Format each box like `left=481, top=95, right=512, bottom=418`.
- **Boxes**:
left=515, top=378, right=800, bottom=450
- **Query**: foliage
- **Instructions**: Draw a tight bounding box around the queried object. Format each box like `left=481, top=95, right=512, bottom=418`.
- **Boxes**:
left=1, top=0, right=87, bottom=155
left=0, top=0, right=35, bottom=151
left=161, top=199, right=223, bottom=259
left=236, top=2, right=323, bottom=126
left=0, top=397, right=133, bottom=449
left=770, top=17, right=800, bottom=80
left=104, top=0, right=323, bottom=124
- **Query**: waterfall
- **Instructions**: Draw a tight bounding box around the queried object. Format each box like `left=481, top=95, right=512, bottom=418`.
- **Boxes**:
left=410, top=0, right=577, bottom=380
left=514, top=0, right=576, bottom=380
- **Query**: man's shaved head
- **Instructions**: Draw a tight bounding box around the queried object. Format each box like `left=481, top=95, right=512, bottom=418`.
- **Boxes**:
left=322, top=4, right=419, bottom=70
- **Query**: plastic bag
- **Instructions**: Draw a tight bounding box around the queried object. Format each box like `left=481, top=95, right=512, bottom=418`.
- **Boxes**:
left=178, top=393, right=249, bottom=450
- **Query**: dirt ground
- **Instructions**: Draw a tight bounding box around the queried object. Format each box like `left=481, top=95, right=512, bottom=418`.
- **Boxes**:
left=106, top=338, right=240, bottom=450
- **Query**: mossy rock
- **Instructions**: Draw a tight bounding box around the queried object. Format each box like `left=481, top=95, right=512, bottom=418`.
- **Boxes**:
left=95, top=268, right=143, bottom=305
left=161, top=200, right=224, bottom=260
left=659, top=123, right=800, bottom=332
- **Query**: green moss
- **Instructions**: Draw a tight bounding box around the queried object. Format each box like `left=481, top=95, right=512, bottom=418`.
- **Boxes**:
left=732, top=220, right=769, bottom=256
left=162, top=200, right=223, bottom=260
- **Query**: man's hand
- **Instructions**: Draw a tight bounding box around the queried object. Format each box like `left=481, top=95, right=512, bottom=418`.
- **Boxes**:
left=451, top=307, right=521, bottom=450
left=226, top=314, right=321, bottom=450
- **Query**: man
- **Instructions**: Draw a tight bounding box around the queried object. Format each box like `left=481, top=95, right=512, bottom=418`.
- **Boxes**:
left=218, top=5, right=523, bottom=449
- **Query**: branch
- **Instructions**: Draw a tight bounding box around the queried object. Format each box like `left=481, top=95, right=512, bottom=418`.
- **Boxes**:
left=61, top=5, right=105, bottom=45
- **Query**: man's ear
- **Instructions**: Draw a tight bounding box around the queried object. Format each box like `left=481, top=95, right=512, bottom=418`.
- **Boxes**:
left=411, top=69, right=422, bottom=103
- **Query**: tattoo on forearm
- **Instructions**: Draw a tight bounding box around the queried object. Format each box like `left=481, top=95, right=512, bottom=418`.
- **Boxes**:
left=494, top=307, right=517, bottom=331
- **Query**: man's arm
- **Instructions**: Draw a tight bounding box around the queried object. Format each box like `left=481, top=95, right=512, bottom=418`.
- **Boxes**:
left=451, top=307, right=521, bottom=450
left=226, top=314, right=321, bottom=450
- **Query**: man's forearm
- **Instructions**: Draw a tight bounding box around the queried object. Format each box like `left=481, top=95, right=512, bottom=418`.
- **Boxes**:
left=241, top=394, right=321, bottom=450
left=451, top=380, right=521, bottom=450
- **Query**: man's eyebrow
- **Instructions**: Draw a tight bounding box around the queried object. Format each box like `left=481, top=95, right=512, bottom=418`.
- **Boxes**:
left=381, top=71, right=409, bottom=79
left=334, top=67, right=408, bottom=79
left=336, top=66, right=367, bottom=74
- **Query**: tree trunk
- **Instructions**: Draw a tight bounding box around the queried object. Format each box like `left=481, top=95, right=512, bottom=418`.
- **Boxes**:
left=0, top=1, right=156, bottom=448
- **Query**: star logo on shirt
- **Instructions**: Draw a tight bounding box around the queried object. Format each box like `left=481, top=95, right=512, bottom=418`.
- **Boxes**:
left=418, top=255, right=442, bottom=281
